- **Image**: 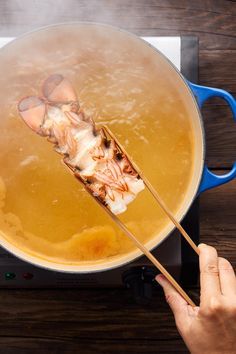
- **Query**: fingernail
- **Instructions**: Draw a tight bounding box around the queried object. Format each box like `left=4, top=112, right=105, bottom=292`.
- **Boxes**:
left=198, top=243, right=207, bottom=250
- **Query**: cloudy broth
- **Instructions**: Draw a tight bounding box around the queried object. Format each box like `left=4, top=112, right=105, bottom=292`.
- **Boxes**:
left=0, top=24, right=195, bottom=264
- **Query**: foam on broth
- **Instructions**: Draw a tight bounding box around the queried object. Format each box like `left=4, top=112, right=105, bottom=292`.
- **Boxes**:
left=0, top=24, right=197, bottom=264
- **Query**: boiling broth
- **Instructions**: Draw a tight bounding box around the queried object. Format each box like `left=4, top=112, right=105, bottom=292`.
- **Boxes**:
left=0, top=24, right=197, bottom=264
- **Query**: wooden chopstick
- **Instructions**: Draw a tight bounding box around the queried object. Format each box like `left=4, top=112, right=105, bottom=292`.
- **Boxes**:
left=102, top=125, right=200, bottom=256
left=67, top=124, right=197, bottom=306
left=112, top=212, right=196, bottom=306
left=142, top=177, right=200, bottom=255
left=91, top=196, right=196, bottom=307
left=78, top=124, right=197, bottom=306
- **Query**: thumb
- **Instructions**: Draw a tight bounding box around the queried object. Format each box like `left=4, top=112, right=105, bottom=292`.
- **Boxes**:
left=156, top=274, right=190, bottom=323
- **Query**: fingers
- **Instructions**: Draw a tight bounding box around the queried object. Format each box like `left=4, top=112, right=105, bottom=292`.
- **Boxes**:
left=199, top=244, right=221, bottom=303
left=218, top=257, right=236, bottom=296
left=156, top=274, right=189, bottom=325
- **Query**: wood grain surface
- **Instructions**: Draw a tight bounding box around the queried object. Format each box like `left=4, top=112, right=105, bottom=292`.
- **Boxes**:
left=0, top=1, right=235, bottom=353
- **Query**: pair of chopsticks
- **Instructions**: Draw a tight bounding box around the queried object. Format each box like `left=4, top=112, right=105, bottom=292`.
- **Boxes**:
left=88, top=125, right=199, bottom=307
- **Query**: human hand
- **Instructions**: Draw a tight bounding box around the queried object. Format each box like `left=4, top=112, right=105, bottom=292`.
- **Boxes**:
left=156, top=244, right=236, bottom=354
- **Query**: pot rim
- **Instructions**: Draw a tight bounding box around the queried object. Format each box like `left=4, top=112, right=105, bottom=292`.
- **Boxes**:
left=0, top=22, right=205, bottom=273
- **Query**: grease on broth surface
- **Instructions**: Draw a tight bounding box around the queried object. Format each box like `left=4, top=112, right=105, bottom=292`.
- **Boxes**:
left=0, top=24, right=195, bottom=264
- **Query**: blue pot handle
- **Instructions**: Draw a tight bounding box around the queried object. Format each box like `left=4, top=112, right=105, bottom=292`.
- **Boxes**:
left=187, top=81, right=236, bottom=194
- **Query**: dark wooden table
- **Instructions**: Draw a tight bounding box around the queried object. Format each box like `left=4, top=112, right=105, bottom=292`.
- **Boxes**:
left=0, top=1, right=235, bottom=353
